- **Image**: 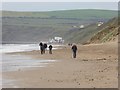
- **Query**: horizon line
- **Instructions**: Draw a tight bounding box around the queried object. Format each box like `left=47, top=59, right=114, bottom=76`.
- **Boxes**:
left=1, top=9, right=118, bottom=12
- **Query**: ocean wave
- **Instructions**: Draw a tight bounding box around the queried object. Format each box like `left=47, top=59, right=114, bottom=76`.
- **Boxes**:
left=1, top=44, right=39, bottom=53
left=1, top=44, right=62, bottom=53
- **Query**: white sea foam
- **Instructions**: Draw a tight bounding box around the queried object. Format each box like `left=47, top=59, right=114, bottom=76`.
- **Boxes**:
left=1, top=44, right=61, bottom=88
left=1, top=44, right=61, bottom=72
left=1, top=44, right=63, bottom=53
left=1, top=44, right=39, bottom=53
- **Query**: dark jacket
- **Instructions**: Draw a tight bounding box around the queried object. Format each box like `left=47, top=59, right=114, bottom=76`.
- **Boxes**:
left=39, top=42, right=43, bottom=47
left=49, top=45, right=53, bottom=50
left=44, top=43, right=47, bottom=49
left=72, top=45, right=77, bottom=52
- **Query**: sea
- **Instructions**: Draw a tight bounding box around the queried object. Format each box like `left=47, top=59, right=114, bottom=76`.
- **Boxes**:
left=1, top=44, right=62, bottom=88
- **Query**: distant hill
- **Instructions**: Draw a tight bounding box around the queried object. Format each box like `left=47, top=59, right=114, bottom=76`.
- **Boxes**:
left=2, top=9, right=117, bottom=19
left=2, top=9, right=118, bottom=44
left=2, top=9, right=117, bottom=20
left=87, top=17, right=119, bottom=44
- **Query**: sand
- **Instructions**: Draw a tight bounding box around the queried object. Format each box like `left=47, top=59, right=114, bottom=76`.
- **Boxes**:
left=3, top=42, right=118, bottom=88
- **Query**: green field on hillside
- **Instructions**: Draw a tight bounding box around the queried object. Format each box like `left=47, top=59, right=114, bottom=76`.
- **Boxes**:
left=2, top=9, right=117, bottom=19
left=2, top=9, right=118, bottom=44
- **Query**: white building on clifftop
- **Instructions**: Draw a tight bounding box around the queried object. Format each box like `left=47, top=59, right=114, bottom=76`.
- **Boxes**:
left=49, top=37, right=64, bottom=43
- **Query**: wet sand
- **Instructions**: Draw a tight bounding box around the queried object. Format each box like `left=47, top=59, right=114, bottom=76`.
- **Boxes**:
left=3, top=42, right=118, bottom=88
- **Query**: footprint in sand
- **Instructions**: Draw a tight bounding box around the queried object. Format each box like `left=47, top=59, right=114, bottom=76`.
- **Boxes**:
left=76, top=82, right=80, bottom=85
left=89, top=79, right=94, bottom=81
left=82, top=59, right=88, bottom=61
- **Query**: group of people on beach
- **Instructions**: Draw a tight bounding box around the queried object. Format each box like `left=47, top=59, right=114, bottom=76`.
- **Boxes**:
left=39, top=42, right=77, bottom=58
left=39, top=42, right=53, bottom=54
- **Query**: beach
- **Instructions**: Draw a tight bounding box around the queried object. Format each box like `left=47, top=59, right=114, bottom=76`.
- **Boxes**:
left=2, top=42, right=118, bottom=88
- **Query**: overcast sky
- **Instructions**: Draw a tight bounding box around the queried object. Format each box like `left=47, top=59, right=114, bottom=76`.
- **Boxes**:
left=2, top=2, right=118, bottom=11
left=2, top=0, right=119, bottom=2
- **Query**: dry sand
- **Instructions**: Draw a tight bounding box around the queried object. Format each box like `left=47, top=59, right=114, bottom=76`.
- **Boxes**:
left=3, top=42, right=118, bottom=88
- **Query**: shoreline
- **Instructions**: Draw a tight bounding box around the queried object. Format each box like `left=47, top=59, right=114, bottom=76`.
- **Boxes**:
left=3, top=42, right=118, bottom=88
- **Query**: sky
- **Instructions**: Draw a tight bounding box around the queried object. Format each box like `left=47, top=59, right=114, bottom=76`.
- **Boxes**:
left=1, top=2, right=119, bottom=11
left=1, top=0, right=120, bottom=2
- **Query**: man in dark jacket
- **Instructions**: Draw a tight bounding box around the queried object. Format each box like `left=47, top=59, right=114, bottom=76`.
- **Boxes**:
left=49, top=45, right=53, bottom=54
left=43, top=43, right=47, bottom=54
left=39, top=42, right=44, bottom=54
left=71, top=44, right=77, bottom=58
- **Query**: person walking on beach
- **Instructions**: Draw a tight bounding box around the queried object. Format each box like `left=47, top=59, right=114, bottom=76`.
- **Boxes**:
left=39, top=42, right=44, bottom=54
left=43, top=43, right=47, bottom=54
left=71, top=44, right=77, bottom=58
left=49, top=45, right=53, bottom=54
